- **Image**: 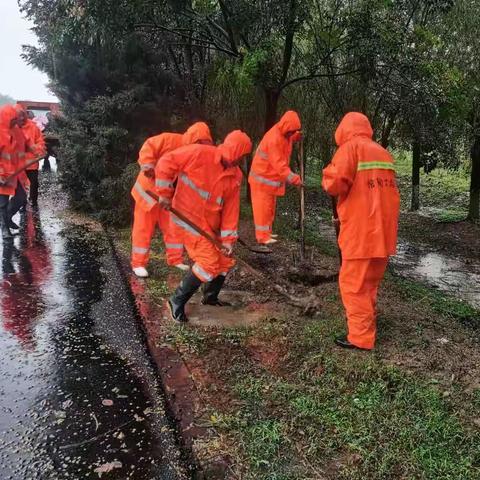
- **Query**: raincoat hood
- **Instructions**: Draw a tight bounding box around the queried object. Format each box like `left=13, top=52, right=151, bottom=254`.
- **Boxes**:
left=335, top=112, right=373, bottom=146
left=182, top=122, right=213, bottom=145
left=218, top=130, right=252, bottom=163
left=15, top=103, right=26, bottom=113
left=277, top=110, right=301, bottom=135
left=0, top=105, right=17, bottom=131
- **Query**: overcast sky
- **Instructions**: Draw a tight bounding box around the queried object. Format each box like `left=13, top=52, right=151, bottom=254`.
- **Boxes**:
left=0, top=0, right=57, bottom=102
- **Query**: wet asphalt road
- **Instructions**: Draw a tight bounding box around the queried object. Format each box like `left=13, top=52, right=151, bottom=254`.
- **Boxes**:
left=0, top=171, right=188, bottom=479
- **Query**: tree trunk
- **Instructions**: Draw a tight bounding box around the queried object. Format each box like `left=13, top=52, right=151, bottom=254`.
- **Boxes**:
left=411, top=140, right=421, bottom=211
left=468, top=135, right=480, bottom=221
left=264, top=89, right=280, bottom=132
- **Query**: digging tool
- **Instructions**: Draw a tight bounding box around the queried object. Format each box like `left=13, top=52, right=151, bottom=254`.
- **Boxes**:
left=0, top=157, right=43, bottom=186
left=299, top=140, right=306, bottom=260
left=145, top=190, right=270, bottom=255
left=146, top=190, right=330, bottom=312
left=331, top=196, right=342, bottom=266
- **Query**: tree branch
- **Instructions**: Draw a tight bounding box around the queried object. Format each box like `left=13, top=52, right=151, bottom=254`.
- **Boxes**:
left=280, top=69, right=361, bottom=91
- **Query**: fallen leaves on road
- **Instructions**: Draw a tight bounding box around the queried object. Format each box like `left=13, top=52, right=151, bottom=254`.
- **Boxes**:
left=94, top=461, right=122, bottom=477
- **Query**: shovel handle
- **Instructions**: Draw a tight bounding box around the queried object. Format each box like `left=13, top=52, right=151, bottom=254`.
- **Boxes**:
left=0, top=157, right=43, bottom=186
left=299, top=141, right=306, bottom=259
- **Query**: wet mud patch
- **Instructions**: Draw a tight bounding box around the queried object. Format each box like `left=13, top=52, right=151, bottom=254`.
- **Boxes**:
left=183, top=291, right=275, bottom=328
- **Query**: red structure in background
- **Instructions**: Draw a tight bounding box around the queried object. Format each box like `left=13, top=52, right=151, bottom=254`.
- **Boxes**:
left=16, top=100, right=60, bottom=115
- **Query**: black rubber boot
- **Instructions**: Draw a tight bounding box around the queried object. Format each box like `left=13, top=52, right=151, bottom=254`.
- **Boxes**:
left=201, top=275, right=231, bottom=306
left=334, top=335, right=369, bottom=351
left=0, top=206, right=13, bottom=240
left=167, top=270, right=202, bottom=323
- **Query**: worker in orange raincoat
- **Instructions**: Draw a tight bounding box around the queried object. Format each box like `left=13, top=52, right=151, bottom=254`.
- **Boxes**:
left=155, top=130, right=252, bottom=323
left=131, top=122, right=213, bottom=278
left=7, top=105, right=34, bottom=230
left=249, top=111, right=303, bottom=246
left=0, top=105, right=19, bottom=239
left=322, top=112, right=400, bottom=350
left=20, top=108, right=46, bottom=207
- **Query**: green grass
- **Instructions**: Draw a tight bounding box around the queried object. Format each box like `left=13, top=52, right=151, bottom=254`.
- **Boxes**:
left=393, top=150, right=471, bottom=217
left=213, top=343, right=480, bottom=480
left=389, top=273, right=480, bottom=328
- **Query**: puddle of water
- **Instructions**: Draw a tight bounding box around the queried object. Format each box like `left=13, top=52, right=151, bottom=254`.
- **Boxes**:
left=316, top=218, right=480, bottom=310
left=392, top=243, right=480, bottom=309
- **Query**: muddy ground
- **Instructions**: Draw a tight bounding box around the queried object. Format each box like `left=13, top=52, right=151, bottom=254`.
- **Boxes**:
left=115, top=203, right=480, bottom=479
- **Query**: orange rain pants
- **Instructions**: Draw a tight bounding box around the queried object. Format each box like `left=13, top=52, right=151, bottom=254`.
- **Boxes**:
left=339, top=258, right=388, bottom=350
left=250, top=187, right=277, bottom=243
left=131, top=204, right=184, bottom=268
left=183, top=233, right=235, bottom=281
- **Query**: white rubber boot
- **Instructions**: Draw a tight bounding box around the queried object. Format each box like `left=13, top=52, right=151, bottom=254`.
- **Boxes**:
left=133, top=266, right=149, bottom=278
left=264, top=238, right=278, bottom=245
left=271, top=234, right=278, bottom=238
left=174, top=263, right=190, bottom=272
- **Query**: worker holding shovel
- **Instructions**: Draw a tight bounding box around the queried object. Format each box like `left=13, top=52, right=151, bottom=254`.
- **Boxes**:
left=155, top=130, right=252, bottom=323
left=322, top=112, right=400, bottom=351
left=249, top=111, right=303, bottom=248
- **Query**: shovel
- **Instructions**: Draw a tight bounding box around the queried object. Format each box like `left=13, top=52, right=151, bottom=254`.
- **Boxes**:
left=299, top=140, right=306, bottom=261
left=331, top=196, right=342, bottom=266
left=0, top=157, right=43, bottom=186
left=145, top=190, right=270, bottom=255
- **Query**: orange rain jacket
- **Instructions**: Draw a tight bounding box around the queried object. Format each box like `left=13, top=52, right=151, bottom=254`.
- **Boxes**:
left=132, top=122, right=213, bottom=211
left=249, top=110, right=301, bottom=196
left=21, top=119, right=46, bottom=171
left=132, top=132, right=184, bottom=212
left=155, top=130, right=252, bottom=246
left=0, top=105, right=19, bottom=196
left=322, top=112, right=400, bottom=259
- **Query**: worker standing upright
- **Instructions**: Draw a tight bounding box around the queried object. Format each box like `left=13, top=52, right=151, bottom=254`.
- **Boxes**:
left=131, top=122, right=213, bottom=278
left=249, top=111, right=303, bottom=246
left=19, top=107, right=46, bottom=208
left=322, top=112, right=400, bottom=350
left=0, top=105, right=19, bottom=239
left=7, top=105, right=33, bottom=230
left=155, top=130, right=252, bottom=323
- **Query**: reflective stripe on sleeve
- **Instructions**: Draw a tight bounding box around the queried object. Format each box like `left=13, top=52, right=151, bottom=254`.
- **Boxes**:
left=165, top=243, right=184, bottom=249
left=192, top=263, right=214, bottom=282
left=257, top=149, right=268, bottom=160
left=132, top=246, right=149, bottom=254
left=216, top=196, right=224, bottom=206
left=286, top=172, right=295, bottom=182
left=1, top=152, right=11, bottom=160
left=249, top=172, right=282, bottom=187
left=134, top=182, right=156, bottom=206
left=221, top=230, right=238, bottom=238
left=155, top=178, right=174, bottom=189
left=141, top=163, right=155, bottom=171
left=357, top=161, right=396, bottom=172
left=180, top=173, right=210, bottom=200
left=172, top=215, right=200, bottom=236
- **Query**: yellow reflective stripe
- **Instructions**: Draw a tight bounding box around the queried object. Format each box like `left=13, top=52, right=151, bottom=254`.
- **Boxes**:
left=357, top=161, right=395, bottom=172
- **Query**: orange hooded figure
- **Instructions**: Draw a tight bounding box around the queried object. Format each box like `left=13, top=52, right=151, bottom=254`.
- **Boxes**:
left=322, top=112, right=400, bottom=350
left=155, top=130, right=252, bottom=323
left=16, top=104, right=46, bottom=207
left=249, top=111, right=302, bottom=244
left=0, top=105, right=19, bottom=196
left=131, top=122, right=213, bottom=276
